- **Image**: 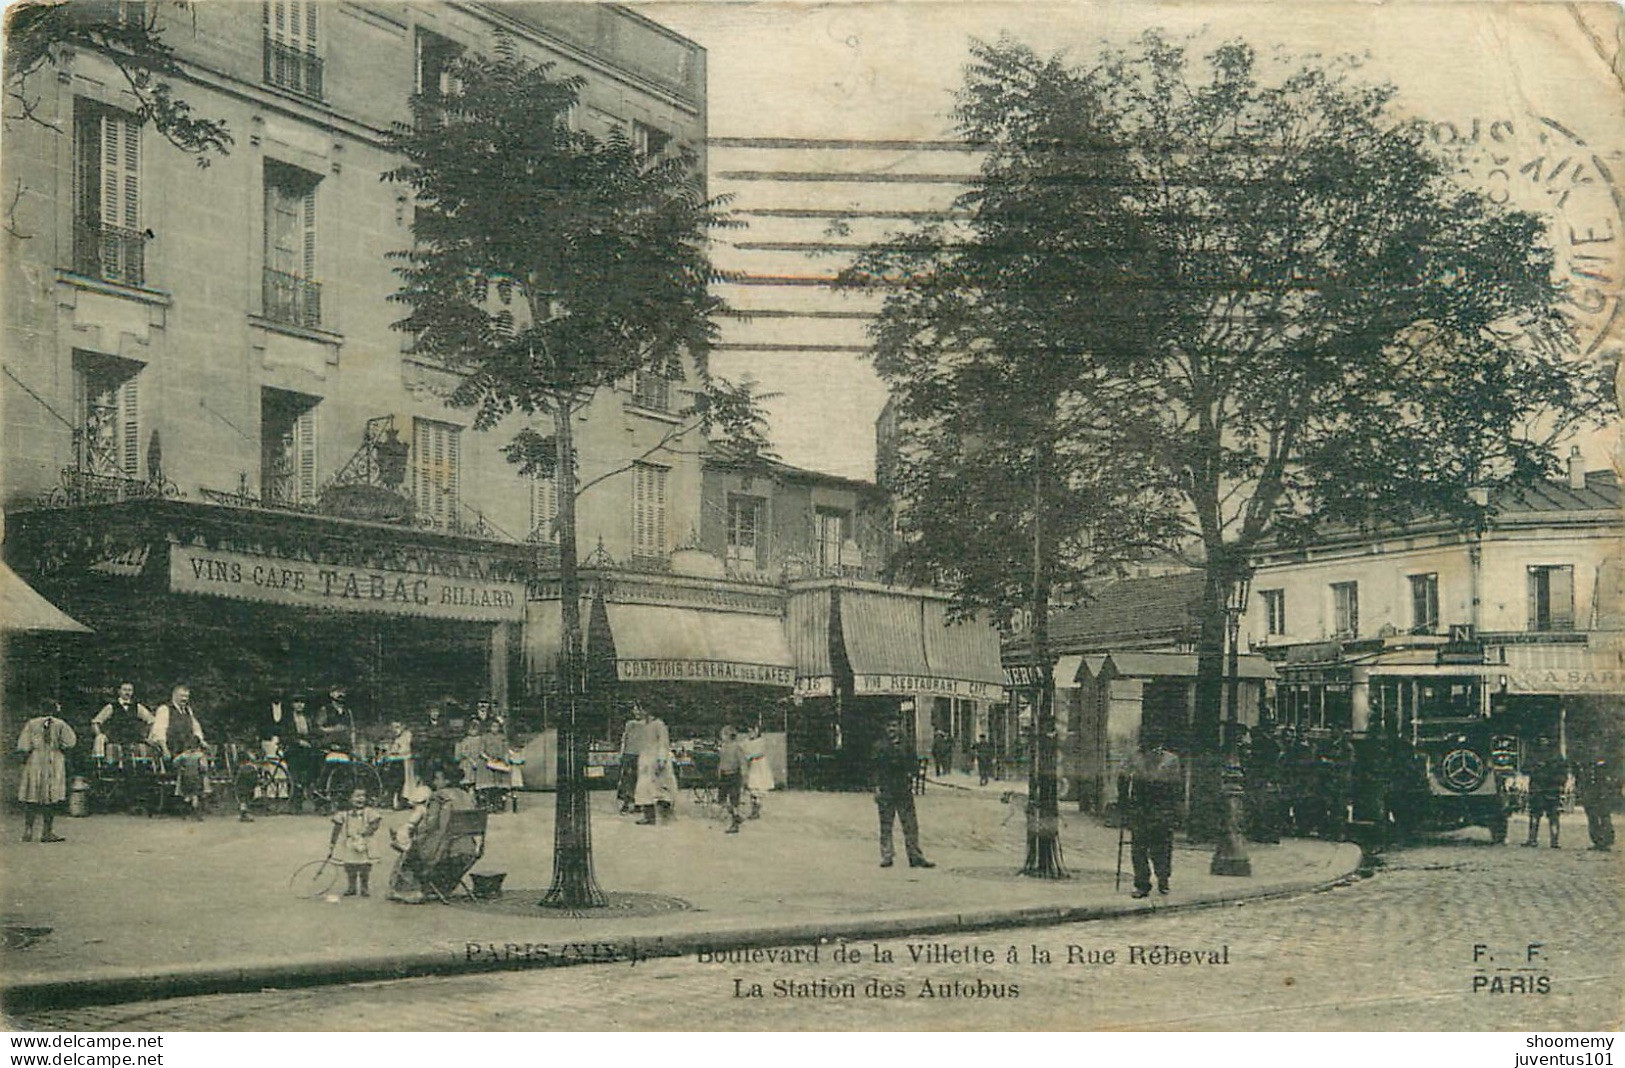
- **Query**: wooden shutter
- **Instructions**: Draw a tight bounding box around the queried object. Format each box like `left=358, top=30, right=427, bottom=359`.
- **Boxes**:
left=413, top=419, right=459, bottom=528
left=1551, top=567, right=1575, bottom=629
left=74, top=105, right=100, bottom=224
left=119, top=373, right=139, bottom=476
left=531, top=473, right=558, bottom=542
left=100, top=110, right=139, bottom=233
left=267, top=0, right=314, bottom=50
left=301, top=185, right=316, bottom=281
left=294, top=405, right=316, bottom=503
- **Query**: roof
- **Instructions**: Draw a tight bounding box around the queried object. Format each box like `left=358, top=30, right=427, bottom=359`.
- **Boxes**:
left=1006, top=571, right=1205, bottom=657
left=1091, top=651, right=1277, bottom=681
left=704, top=447, right=884, bottom=497
left=1494, top=470, right=1619, bottom=514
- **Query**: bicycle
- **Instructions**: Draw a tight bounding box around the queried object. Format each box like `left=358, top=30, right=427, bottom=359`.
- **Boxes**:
left=232, top=753, right=295, bottom=816
left=309, top=750, right=385, bottom=813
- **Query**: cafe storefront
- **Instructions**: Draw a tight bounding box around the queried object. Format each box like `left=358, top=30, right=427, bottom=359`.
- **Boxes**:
left=2, top=498, right=530, bottom=743
left=787, top=579, right=1006, bottom=789
left=523, top=566, right=796, bottom=786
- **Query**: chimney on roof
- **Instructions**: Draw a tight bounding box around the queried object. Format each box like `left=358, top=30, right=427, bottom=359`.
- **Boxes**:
left=1568, top=445, right=1586, bottom=491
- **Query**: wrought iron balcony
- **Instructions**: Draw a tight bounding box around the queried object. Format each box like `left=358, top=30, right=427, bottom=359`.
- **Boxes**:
left=263, top=37, right=323, bottom=99
left=262, top=269, right=322, bottom=329
left=73, top=219, right=146, bottom=287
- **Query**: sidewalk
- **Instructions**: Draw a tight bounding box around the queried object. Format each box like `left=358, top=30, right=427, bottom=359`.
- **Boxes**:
left=1, top=787, right=1359, bottom=1012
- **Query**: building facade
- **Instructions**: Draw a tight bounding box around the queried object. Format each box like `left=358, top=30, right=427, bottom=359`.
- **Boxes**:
left=1, top=3, right=710, bottom=742
left=1245, top=457, right=1622, bottom=769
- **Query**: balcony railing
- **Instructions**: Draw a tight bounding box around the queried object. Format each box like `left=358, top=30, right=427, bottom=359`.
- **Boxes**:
left=262, top=269, right=322, bottom=329
left=73, top=219, right=146, bottom=287
left=263, top=37, right=323, bottom=99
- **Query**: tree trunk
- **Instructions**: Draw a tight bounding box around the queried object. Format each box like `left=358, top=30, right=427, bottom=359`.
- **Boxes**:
left=540, top=397, right=606, bottom=908
left=1021, top=456, right=1066, bottom=878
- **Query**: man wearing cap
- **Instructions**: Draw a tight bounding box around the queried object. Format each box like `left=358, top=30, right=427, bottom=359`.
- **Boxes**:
left=317, top=684, right=357, bottom=753
left=872, top=717, right=934, bottom=869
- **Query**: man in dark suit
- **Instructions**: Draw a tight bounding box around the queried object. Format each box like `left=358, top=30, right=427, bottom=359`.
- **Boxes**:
left=1524, top=738, right=1568, bottom=849
left=1120, top=744, right=1183, bottom=898
left=1578, top=754, right=1615, bottom=852
left=873, top=717, right=934, bottom=869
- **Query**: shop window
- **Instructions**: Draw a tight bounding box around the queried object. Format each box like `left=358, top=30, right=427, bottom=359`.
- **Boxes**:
left=73, top=100, right=145, bottom=287
left=529, top=470, right=559, bottom=544
left=263, top=162, right=321, bottom=328
left=412, top=418, right=461, bottom=529
left=263, top=0, right=322, bottom=99
left=726, top=493, right=764, bottom=570
left=1527, top=565, right=1575, bottom=632
left=632, top=462, right=668, bottom=560
left=73, top=351, right=141, bottom=478
left=1261, top=588, right=1286, bottom=636
left=1409, top=572, right=1439, bottom=634
left=415, top=28, right=463, bottom=104
left=815, top=507, right=851, bottom=573
left=1331, top=581, right=1359, bottom=639
left=260, top=388, right=318, bottom=506
left=631, top=370, right=672, bottom=413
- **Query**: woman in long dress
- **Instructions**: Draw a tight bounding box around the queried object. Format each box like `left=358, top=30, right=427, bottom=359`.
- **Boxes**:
left=17, top=706, right=77, bottom=843
left=633, top=713, right=676, bottom=824
left=743, top=724, right=774, bottom=820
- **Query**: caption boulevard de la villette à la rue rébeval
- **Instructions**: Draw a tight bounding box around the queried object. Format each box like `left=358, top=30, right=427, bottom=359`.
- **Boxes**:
left=697, top=941, right=1233, bottom=1001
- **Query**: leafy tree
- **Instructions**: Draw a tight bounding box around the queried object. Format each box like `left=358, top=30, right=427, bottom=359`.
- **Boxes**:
left=852, top=33, right=1612, bottom=840
left=385, top=39, right=763, bottom=907
left=5, top=1, right=231, bottom=161
left=841, top=57, right=1184, bottom=875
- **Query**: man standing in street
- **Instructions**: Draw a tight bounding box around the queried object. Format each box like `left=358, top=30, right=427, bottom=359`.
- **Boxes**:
left=1119, top=743, right=1182, bottom=898
left=1524, top=737, right=1568, bottom=849
left=873, top=716, right=934, bottom=869
left=317, top=684, right=357, bottom=753
left=931, top=729, right=952, bottom=778
left=618, top=704, right=647, bottom=814
left=1578, top=753, right=1616, bottom=852
left=973, top=734, right=995, bottom=786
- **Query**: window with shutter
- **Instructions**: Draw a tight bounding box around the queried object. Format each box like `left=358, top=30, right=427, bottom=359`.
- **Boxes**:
left=260, top=389, right=319, bottom=505
left=632, top=463, right=668, bottom=560
left=530, top=471, right=559, bottom=543
left=726, top=494, right=764, bottom=570
left=263, top=164, right=321, bottom=328
left=1527, top=565, right=1576, bottom=632
left=1408, top=573, right=1439, bottom=635
left=72, top=101, right=144, bottom=286
left=1331, top=581, right=1359, bottom=639
left=263, top=1, right=322, bottom=97
left=74, top=352, right=142, bottom=478
left=412, top=418, right=461, bottom=530
left=814, top=508, right=851, bottom=573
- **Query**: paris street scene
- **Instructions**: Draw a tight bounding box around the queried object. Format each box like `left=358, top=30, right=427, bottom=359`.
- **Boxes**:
left=0, top=0, right=1620, bottom=1033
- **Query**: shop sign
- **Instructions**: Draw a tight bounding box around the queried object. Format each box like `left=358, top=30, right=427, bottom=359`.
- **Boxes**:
left=1505, top=666, right=1622, bottom=695
left=855, top=674, right=1003, bottom=700
left=616, top=659, right=795, bottom=687
left=795, top=676, right=835, bottom=698
left=170, top=544, right=525, bottom=622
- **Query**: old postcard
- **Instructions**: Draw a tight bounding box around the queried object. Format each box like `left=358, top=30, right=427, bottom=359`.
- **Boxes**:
left=0, top=0, right=1619, bottom=1035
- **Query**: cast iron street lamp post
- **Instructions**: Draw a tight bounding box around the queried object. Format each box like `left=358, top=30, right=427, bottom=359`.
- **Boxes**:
left=1210, top=574, right=1253, bottom=877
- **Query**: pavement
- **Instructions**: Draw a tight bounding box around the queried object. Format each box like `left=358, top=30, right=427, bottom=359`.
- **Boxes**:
left=0, top=781, right=1358, bottom=1014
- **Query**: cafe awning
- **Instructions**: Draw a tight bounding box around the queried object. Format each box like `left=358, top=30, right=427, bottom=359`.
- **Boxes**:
left=1499, top=642, right=1624, bottom=695
left=524, top=599, right=794, bottom=688
left=0, top=562, right=92, bottom=634
left=840, top=587, right=1005, bottom=701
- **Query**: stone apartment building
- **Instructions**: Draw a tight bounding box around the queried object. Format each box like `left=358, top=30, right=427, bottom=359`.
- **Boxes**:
left=0, top=2, right=712, bottom=737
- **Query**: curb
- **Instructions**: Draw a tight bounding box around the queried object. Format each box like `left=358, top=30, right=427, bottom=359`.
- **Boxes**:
left=1, top=844, right=1362, bottom=1016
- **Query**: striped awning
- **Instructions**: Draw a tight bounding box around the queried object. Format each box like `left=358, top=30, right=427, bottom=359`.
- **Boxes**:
left=525, top=599, right=794, bottom=688
left=1, top=563, right=92, bottom=634
left=1500, top=642, right=1624, bottom=695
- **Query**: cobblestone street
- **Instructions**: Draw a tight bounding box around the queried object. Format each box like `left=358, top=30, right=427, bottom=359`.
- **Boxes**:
left=13, top=833, right=1619, bottom=1031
